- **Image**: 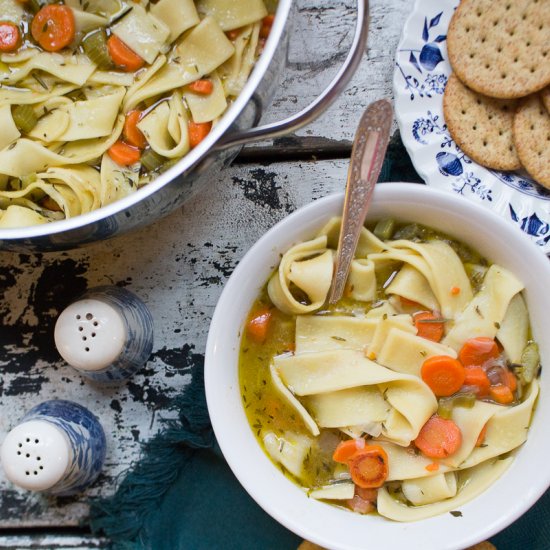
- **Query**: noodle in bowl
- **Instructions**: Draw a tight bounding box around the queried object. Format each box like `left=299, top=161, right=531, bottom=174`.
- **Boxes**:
left=205, top=183, right=550, bottom=550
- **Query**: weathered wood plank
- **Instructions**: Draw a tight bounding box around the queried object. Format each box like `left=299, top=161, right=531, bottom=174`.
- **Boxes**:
left=0, top=159, right=356, bottom=527
left=0, top=533, right=108, bottom=548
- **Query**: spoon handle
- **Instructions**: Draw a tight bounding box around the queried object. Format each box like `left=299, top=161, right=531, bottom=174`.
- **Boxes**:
left=328, top=99, right=393, bottom=304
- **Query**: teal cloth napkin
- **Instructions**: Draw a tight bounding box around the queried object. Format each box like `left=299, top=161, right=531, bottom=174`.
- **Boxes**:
left=90, top=138, right=550, bottom=550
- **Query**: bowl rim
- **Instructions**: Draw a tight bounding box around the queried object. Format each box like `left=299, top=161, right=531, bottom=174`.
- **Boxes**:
left=205, top=182, right=550, bottom=550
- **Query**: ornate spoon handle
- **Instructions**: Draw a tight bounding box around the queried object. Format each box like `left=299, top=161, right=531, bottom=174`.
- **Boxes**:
left=328, top=99, right=393, bottom=304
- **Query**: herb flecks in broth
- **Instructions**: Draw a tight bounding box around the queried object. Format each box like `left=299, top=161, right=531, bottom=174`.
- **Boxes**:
left=239, top=219, right=541, bottom=521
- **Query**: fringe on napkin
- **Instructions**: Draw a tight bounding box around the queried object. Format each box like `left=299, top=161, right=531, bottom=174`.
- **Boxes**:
left=89, top=355, right=214, bottom=546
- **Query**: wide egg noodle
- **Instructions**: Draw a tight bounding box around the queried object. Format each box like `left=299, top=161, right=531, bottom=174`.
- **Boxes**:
left=41, top=87, right=125, bottom=142
left=121, top=55, right=168, bottom=112
left=183, top=71, right=227, bottom=123
left=443, top=265, right=524, bottom=351
left=316, top=216, right=389, bottom=257
left=263, top=431, right=312, bottom=480
left=0, top=105, right=21, bottom=150
left=219, top=22, right=260, bottom=97
left=385, top=239, right=473, bottom=319
left=401, top=472, right=457, bottom=506
left=366, top=314, right=416, bottom=359
left=0, top=205, right=51, bottom=227
left=0, top=84, right=78, bottom=107
left=496, top=293, right=529, bottom=364
left=196, top=0, right=268, bottom=30
left=295, top=315, right=379, bottom=354
left=149, top=0, right=200, bottom=42
left=100, top=153, right=140, bottom=206
left=111, top=5, right=170, bottom=64
left=302, top=386, right=389, bottom=429
left=346, top=258, right=376, bottom=301
left=0, top=53, right=96, bottom=86
left=124, top=16, right=234, bottom=113
left=0, top=0, right=24, bottom=24
left=37, top=166, right=101, bottom=215
left=440, top=399, right=503, bottom=468
left=375, top=441, right=452, bottom=481
left=376, top=328, right=458, bottom=377
left=0, top=115, right=124, bottom=177
left=309, top=482, right=355, bottom=501
left=87, top=70, right=135, bottom=87
left=270, top=363, right=319, bottom=437
left=377, top=457, right=513, bottom=522
left=137, top=93, right=190, bottom=158
left=0, top=175, right=83, bottom=219
left=385, top=263, right=440, bottom=311
left=72, top=8, right=108, bottom=39
left=267, top=236, right=333, bottom=315
left=64, top=0, right=123, bottom=17
left=28, top=102, right=72, bottom=143
left=459, top=379, right=539, bottom=469
left=274, top=350, right=437, bottom=445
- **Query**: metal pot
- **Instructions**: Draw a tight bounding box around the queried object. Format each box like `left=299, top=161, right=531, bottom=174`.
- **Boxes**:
left=0, top=0, right=369, bottom=251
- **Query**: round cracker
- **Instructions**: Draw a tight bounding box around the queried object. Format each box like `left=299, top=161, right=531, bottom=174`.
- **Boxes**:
left=513, top=94, right=550, bottom=188
left=443, top=73, right=521, bottom=170
left=447, top=0, right=550, bottom=99
left=542, top=86, right=550, bottom=113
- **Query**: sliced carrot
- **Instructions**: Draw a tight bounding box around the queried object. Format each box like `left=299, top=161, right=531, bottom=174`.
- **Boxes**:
left=489, top=384, right=514, bottom=405
left=400, top=296, right=423, bottom=309
left=413, top=311, right=445, bottom=342
left=31, top=5, right=75, bottom=52
left=503, top=369, right=517, bottom=392
left=246, top=307, right=272, bottom=343
left=0, top=22, right=21, bottom=53
left=414, top=415, right=462, bottom=458
left=463, top=366, right=491, bottom=396
left=425, top=462, right=440, bottom=472
left=450, top=286, right=461, bottom=295
left=458, top=337, right=499, bottom=367
left=260, top=14, right=275, bottom=39
left=123, top=110, right=147, bottom=149
left=226, top=27, right=243, bottom=40
left=189, top=121, right=212, bottom=148
left=333, top=438, right=366, bottom=464
left=107, top=140, right=141, bottom=166
left=188, top=79, right=214, bottom=95
left=421, top=355, right=465, bottom=397
left=107, top=35, right=144, bottom=72
left=475, top=423, right=488, bottom=447
left=347, top=445, right=389, bottom=489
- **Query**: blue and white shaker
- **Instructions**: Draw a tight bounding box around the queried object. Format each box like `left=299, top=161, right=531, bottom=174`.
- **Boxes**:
left=54, top=286, right=154, bottom=382
left=0, top=400, right=106, bottom=496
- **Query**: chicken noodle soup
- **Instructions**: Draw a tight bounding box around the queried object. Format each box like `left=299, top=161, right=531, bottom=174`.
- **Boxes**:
left=0, top=0, right=273, bottom=227
left=239, top=218, right=540, bottom=521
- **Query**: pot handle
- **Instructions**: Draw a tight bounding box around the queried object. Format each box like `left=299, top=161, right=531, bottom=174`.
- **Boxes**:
left=215, top=0, right=369, bottom=150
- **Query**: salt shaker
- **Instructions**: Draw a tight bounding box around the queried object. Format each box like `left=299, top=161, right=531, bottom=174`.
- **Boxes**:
left=0, top=400, right=106, bottom=496
left=54, top=286, right=154, bottom=382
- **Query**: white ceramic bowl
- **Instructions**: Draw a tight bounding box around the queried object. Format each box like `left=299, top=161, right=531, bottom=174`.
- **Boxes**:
left=205, top=182, right=550, bottom=550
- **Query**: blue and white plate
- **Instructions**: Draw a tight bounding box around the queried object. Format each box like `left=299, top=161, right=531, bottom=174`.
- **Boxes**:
left=393, top=0, right=550, bottom=254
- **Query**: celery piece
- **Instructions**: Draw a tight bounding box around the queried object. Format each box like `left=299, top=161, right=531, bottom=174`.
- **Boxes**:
left=373, top=218, right=395, bottom=241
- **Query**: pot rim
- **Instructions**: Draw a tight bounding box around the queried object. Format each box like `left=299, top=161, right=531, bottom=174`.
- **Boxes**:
left=0, top=0, right=292, bottom=241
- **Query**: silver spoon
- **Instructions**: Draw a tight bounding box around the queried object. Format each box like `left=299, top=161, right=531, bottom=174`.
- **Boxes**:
left=327, top=99, right=394, bottom=304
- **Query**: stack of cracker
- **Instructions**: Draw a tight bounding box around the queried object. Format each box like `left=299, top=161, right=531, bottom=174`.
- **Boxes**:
left=443, top=0, right=550, bottom=188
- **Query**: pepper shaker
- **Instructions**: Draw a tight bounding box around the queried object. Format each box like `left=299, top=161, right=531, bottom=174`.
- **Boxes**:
left=0, top=400, right=106, bottom=496
left=54, top=286, right=154, bottom=382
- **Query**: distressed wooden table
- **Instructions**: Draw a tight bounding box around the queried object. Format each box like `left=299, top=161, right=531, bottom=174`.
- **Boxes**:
left=0, top=0, right=411, bottom=547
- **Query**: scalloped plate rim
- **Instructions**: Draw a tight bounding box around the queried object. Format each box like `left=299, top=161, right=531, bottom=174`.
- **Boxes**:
left=393, top=0, right=550, bottom=254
